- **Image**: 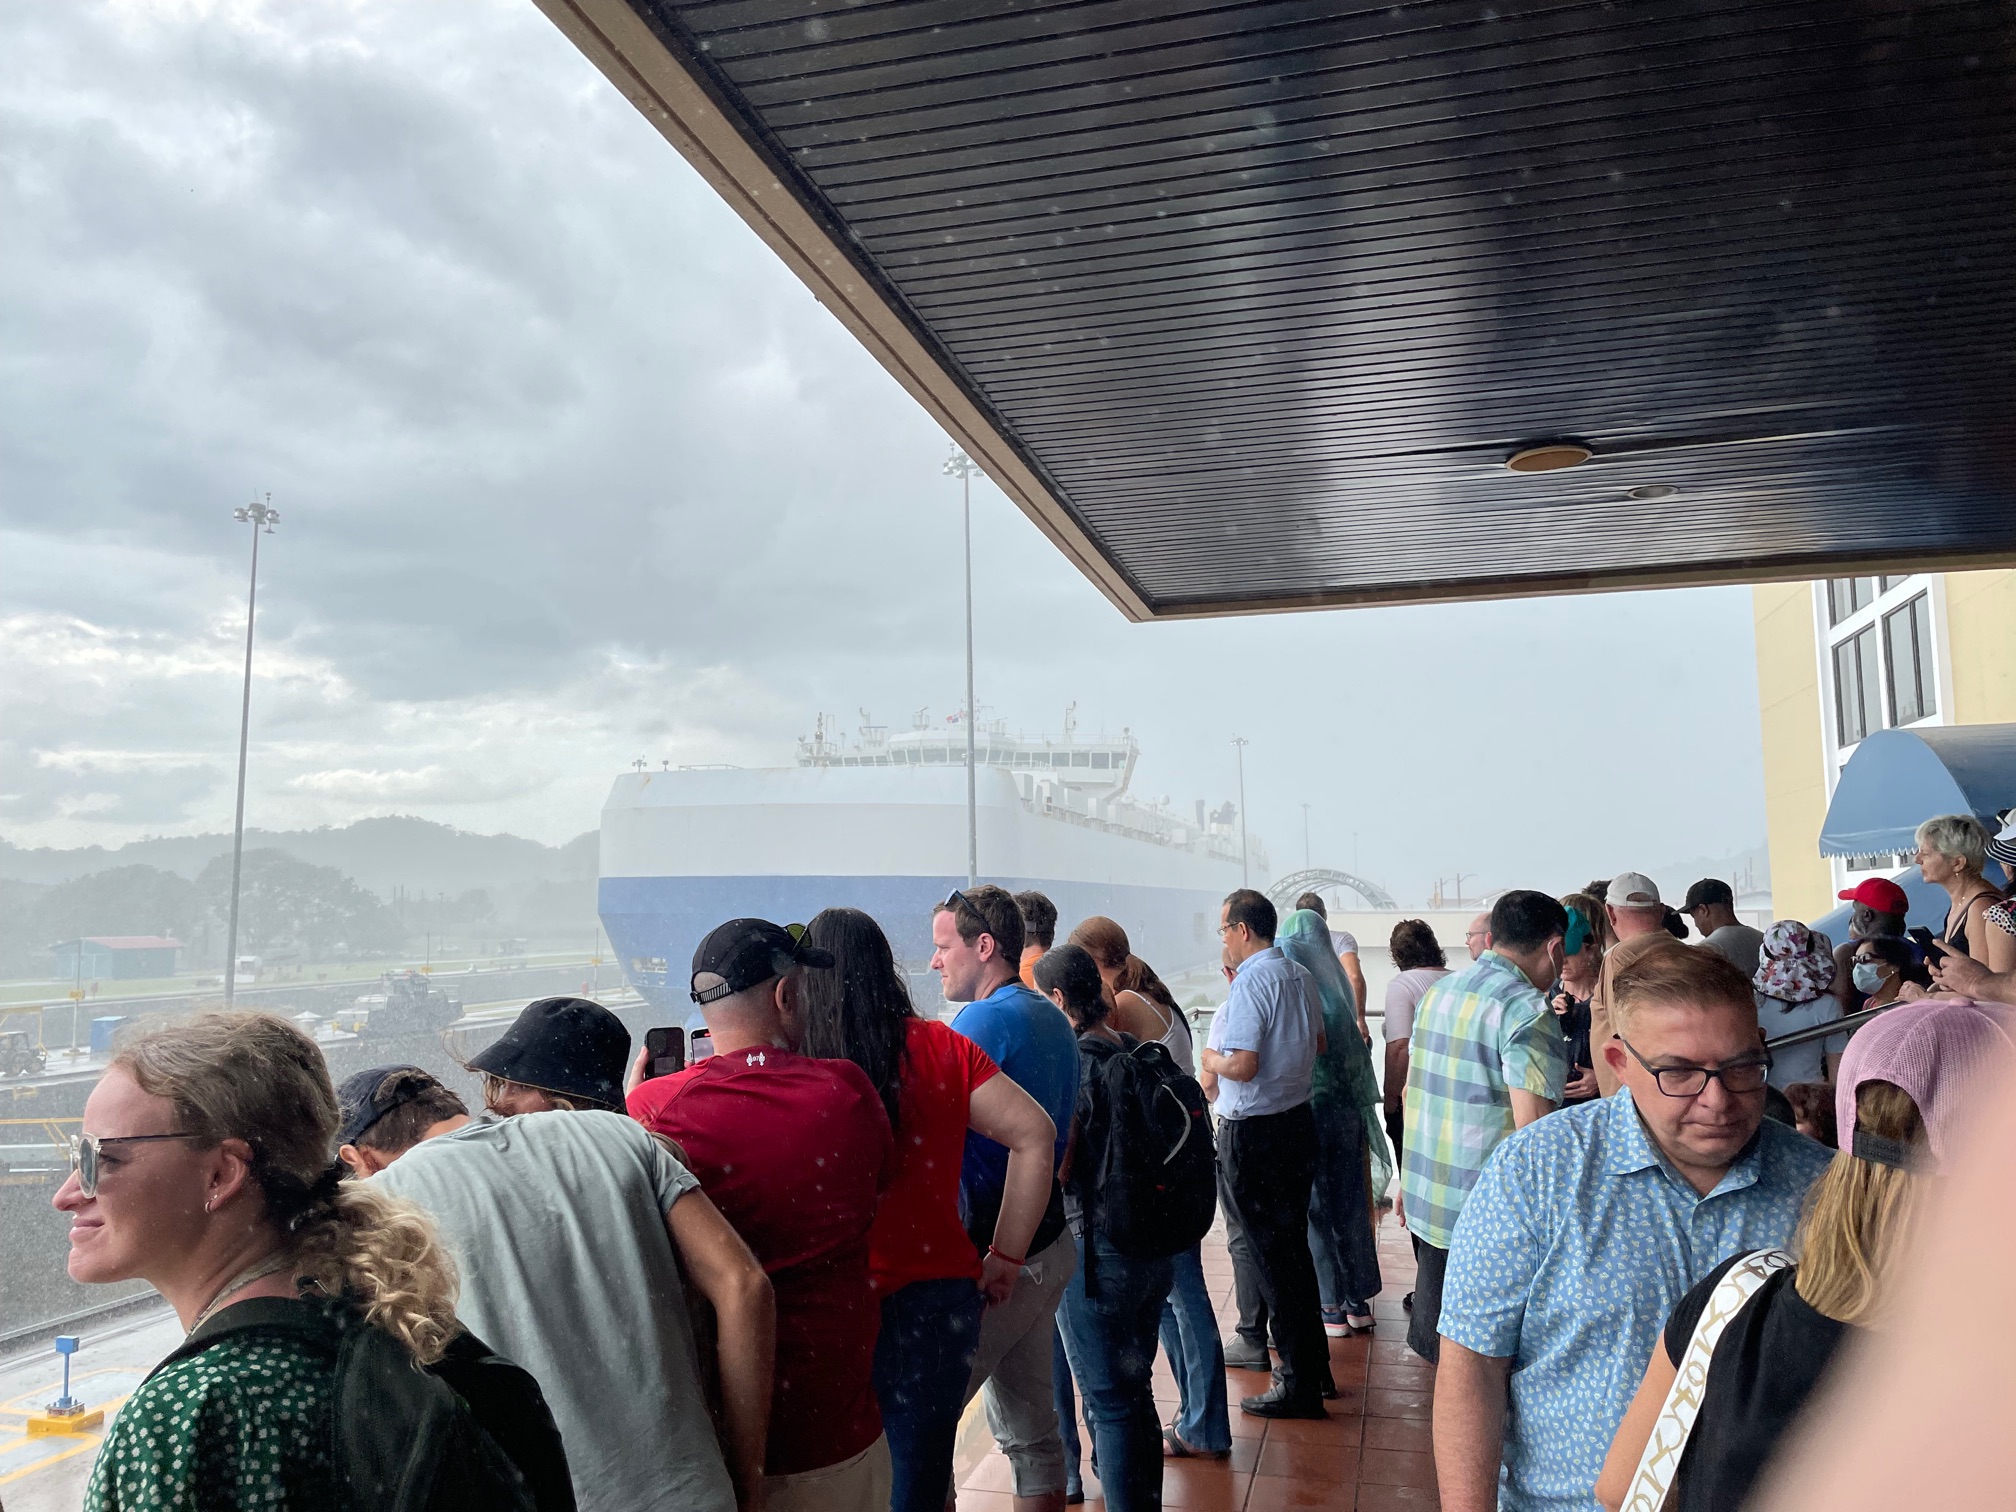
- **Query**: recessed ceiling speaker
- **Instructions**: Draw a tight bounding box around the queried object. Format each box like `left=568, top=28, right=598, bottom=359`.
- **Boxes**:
left=1505, top=443, right=1594, bottom=473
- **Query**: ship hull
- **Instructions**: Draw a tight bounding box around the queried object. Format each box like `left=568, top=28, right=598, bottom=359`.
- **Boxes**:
left=599, top=766, right=1249, bottom=1019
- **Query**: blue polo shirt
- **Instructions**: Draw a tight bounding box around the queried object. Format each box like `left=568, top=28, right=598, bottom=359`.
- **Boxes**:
left=1206, top=946, right=1321, bottom=1119
left=950, top=979, right=1079, bottom=1209
left=1438, top=1090, right=1834, bottom=1512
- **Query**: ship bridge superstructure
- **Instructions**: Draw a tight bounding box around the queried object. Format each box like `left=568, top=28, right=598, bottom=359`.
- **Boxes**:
left=796, top=707, right=1262, bottom=872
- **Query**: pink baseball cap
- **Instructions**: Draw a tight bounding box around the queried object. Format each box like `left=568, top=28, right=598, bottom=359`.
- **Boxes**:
left=1836, top=1000, right=2016, bottom=1171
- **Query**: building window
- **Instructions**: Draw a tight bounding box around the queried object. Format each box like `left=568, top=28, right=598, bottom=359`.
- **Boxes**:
left=1828, top=576, right=1877, bottom=625
left=1880, top=574, right=1911, bottom=594
left=1884, top=593, right=1936, bottom=725
left=1834, top=626, right=1882, bottom=745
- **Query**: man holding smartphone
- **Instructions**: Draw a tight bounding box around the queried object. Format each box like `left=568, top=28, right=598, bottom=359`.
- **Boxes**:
left=630, top=919, right=896, bottom=1512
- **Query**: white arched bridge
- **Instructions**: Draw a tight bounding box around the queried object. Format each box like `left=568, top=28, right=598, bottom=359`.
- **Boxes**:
left=1265, top=868, right=1397, bottom=912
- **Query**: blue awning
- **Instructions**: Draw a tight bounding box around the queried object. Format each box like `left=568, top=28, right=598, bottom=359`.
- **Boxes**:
left=1817, top=724, right=2016, bottom=860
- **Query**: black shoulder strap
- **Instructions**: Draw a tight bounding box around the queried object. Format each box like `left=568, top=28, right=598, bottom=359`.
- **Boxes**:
left=151, top=1296, right=342, bottom=1381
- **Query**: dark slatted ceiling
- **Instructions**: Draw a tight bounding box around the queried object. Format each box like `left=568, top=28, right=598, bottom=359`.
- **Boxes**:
left=543, top=0, right=2016, bottom=617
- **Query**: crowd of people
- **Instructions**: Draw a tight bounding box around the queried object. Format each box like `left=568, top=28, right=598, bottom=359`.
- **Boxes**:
left=1396, top=808, right=2016, bottom=1512
left=48, top=882, right=1382, bottom=1512
left=45, top=805, right=2016, bottom=1512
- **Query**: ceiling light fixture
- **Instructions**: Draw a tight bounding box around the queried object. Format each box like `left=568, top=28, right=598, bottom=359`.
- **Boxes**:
left=1626, top=484, right=1680, bottom=501
left=1505, top=442, right=1593, bottom=473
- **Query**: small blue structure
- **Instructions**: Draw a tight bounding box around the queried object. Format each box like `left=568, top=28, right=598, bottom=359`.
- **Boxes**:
left=50, top=936, right=182, bottom=981
left=89, top=1017, right=129, bottom=1056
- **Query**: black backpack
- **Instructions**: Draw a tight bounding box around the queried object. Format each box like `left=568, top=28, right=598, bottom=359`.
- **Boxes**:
left=157, top=1297, right=542, bottom=1512
left=1078, top=1034, right=1217, bottom=1259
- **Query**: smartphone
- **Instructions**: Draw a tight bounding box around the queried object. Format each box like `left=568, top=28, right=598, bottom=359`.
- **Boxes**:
left=644, top=1026, right=685, bottom=1079
left=689, top=1028, right=715, bottom=1062
left=1908, top=926, right=1947, bottom=958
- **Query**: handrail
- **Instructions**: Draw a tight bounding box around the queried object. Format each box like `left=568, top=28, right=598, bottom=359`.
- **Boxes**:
left=1763, top=1002, right=1888, bottom=1053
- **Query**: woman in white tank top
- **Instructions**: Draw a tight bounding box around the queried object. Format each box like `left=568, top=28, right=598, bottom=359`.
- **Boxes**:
left=1065, top=917, right=1194, bottom=1074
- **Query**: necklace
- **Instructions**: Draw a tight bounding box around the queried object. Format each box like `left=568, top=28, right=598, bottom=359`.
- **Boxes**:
left=187, top=1250, right=295, bottom=1335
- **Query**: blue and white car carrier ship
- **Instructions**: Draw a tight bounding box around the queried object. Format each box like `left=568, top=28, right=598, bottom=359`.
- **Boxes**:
left=599, top=708, right=1265, bottom=1019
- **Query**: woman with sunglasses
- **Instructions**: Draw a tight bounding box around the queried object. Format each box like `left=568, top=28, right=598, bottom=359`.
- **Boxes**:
left=56, top=1011, right=479, bottom=1510
left=798, top=906, right=1058, bottom=1512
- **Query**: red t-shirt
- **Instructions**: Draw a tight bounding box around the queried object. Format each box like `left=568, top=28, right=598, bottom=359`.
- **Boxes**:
left=870, top=1017, right=1001, bottom=1295
left=628, top=1044, right=894, bottom=1476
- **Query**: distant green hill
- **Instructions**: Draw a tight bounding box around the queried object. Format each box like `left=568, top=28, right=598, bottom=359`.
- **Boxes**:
left=0, top=815, right=596, bottom=895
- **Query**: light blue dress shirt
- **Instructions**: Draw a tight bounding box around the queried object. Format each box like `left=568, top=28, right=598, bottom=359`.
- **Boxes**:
left=1206, top=946, right=1321, bottom=1119
left=1437, top=1090, right=1835, bottom=1512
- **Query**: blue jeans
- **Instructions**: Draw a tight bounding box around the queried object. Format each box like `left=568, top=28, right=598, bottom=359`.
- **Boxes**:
left=1307, top=1097, right=1382, bottom=1313
left=875, top=1276, right=985, bottom=1512
left=1157, top=1245, right=1230, bottom=1451
left=1054, top=1323, right=1083, bottom=1494
left=1055, top=1229, right=1175, bottom=1512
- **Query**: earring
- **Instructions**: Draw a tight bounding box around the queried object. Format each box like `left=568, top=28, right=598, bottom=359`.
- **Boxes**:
left=204, top=1196, right=215, bottom=1213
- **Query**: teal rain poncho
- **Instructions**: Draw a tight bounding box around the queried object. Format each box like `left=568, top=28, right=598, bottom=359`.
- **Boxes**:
left=1278, top=908, right=1395, bottom=1197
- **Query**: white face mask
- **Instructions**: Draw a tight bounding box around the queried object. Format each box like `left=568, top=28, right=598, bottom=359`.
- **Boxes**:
left=1852, top=962, right=1887, bottom=994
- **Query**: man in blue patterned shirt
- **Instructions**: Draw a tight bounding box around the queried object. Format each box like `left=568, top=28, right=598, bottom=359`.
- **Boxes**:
left=1432, top=938, right=1834, bottom=1512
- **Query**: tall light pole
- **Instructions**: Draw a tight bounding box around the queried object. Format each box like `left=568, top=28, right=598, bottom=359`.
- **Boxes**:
left=223, top=496, right=278, bottom=1008
left=944, top=447, right=983, bottom=887
left=1301, top=801, right=1312, bottom=869
left=1232, top=737, right=1250, bottom=887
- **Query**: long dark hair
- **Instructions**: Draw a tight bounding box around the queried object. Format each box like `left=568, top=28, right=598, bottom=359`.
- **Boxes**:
left=800, top=907, right=915, bottom=1132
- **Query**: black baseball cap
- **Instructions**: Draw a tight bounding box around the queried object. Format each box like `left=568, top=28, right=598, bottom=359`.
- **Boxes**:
left=336, top=1064, right=434, bottom=1147
left=690, top=918, right=834, bottom=1005
left=465, top=997, right=630, bottom=1111
left=1680, top=878, right=1735, bottom=912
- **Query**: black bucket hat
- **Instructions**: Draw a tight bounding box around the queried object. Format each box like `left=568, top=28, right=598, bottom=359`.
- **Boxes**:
left=465, top=997, right=630, bottom=1111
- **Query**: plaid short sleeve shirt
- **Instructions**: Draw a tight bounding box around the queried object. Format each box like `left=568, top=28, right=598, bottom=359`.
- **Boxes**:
left=1400, top=950, right=1565, bottom=1248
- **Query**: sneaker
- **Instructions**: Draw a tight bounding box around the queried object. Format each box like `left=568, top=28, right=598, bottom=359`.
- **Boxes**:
left=1321, top=1306, right=1350, bottom=1338
left=1222, top=1338, right=1271, bottom=1371
left=1346, top=1312, right=1376, bottom=1333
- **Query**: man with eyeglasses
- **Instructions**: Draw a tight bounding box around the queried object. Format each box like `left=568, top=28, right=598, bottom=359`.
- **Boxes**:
left=932, top=884, right=1080, bottom=1512
left=1431, top=939, right=1834, bottom=1512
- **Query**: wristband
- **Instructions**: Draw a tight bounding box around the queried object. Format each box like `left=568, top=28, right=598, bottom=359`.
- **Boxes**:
left=987, top=1244, right=1026, bottom=1269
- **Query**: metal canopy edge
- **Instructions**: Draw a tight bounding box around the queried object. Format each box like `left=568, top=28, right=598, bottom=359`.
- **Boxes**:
left=533, top=0, right=2016, bottom=621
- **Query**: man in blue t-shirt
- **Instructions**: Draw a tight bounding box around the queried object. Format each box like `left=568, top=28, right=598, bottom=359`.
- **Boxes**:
left=937, top=883, right=1079, bottom=1509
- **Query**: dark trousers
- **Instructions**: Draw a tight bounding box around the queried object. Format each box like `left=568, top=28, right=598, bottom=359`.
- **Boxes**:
left=1217, top=1102, right=1327, bottom=1402
left=1406, top=1241, right=1449, bottom=1364
left=876, top=1277, right=986, bottom=1512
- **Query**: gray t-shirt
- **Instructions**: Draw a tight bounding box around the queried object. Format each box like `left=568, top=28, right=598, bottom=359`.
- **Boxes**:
left=1702, top=923, right=1766, bottom=979
left=376, top=1111, right=731, bottom=1512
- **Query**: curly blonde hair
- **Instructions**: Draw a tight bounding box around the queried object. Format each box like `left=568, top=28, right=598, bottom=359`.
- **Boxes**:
left=114, top=1011, right=460, bottom=1364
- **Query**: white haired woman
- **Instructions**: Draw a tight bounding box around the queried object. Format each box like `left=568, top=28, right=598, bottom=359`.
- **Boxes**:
left=55, top=1011, right=530, bottom=1510
left=1914, top=813, right=2001, bottom=965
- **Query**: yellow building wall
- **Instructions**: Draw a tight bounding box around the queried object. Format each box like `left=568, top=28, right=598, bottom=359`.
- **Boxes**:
left=1752, top=582, right=1836, bottom=923
left=1943, top=569, right=2016, bottom=723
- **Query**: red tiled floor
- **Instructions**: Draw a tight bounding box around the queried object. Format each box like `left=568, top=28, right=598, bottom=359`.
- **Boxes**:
left=954, top=1206, right=1439, bottom=1511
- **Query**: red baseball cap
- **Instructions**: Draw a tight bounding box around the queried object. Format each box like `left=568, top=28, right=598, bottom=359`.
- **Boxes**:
left=1838, top=876, right=1910, bottom=915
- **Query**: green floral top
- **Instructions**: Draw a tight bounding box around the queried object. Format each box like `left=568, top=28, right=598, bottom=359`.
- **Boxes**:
left=86, top=1329, right=338, bottom=1511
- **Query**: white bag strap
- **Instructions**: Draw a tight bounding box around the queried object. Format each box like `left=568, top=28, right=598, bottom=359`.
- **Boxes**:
left=1620, top=1248, right=1794, bottom=1512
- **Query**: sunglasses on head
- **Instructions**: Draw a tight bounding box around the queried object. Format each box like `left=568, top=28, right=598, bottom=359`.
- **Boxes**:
left=67, top=1131, right=203, bottom=1198
left=942, top=889, right=994, bottom=937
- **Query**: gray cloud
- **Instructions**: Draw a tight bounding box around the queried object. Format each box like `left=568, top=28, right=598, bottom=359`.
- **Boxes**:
left=0, top=0, right=1771, bottom=905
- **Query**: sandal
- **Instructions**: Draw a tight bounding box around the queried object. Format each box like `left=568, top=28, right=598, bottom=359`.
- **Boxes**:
left=1163, top=1427, right=1229, bottom=1461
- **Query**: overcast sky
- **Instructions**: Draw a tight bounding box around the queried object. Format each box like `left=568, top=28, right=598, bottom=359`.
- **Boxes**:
left=0, top=0, right=1771, bottom=906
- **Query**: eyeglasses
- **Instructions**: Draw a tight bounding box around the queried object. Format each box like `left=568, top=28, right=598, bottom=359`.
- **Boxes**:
left=67, top=1132, right=203, bottom=1197
left=1618, top=1038, right=1772, bottom=1098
